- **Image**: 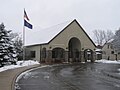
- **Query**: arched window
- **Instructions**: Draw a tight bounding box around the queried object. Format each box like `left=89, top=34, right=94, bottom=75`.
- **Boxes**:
left=84, top=49, right=93, bottom=61
left=52, top=48, right=65, bottom=59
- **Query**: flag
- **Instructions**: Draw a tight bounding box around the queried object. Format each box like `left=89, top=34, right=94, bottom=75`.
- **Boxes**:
left=24, top=9, right=33, bottom=29
left=24, top=9, right=29, bottom=21
left=24, top=19, right=33, bottom=29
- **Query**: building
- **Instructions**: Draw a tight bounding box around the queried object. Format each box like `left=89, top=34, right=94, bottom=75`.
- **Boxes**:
left=102, top=39, right=120, bottom=60
left=95, top=45, right=102, bottom=60
left=25, top=19, right=96, bottom=63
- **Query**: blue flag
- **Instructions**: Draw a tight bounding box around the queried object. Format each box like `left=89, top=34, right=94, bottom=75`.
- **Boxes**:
left=24, top=19, right=33, bottom=29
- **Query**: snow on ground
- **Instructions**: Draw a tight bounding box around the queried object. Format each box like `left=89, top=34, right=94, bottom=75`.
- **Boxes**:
left=0, top=60, right=39, bottom=72
left=95, top=59, right=120, bottom=74
left=118, top=69, right=120, bottom=74
left=95, top=59, right=120, bottom=64
left=1, top=59, right=120, bottom=73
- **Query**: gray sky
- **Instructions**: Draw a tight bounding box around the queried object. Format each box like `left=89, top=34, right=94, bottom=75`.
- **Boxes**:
left=0, top=0, right=120, bottom=40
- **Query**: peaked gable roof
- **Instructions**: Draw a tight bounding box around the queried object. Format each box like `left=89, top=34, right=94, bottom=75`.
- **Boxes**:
left=102, top=38, right=114, bottom=48
left=25, top=19, right=96, bottom=47
left=25, top=20, right=71, bottom=46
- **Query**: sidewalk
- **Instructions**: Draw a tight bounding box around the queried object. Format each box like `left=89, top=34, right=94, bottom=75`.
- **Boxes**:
left=0, top=64, right=40, bottom=90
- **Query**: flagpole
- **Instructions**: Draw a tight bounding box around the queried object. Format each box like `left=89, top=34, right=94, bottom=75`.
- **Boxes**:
left=23, top=8, right=25, bottom=61
left=23, top=25, right=25, bottom=61
left=23, top=9, right=33, bottom=61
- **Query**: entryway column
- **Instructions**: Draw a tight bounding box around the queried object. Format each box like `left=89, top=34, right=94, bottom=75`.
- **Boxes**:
left=65, top=51, right=69, bottom=63
left=46, top=50, right=52, bottom=64
left=91, top=52, right=96, bottom=62
left=81, top=51, right=85, bottom=62
left=79, top=51, right=81, bottom=62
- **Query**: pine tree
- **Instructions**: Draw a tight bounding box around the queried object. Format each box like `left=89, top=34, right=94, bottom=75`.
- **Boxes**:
left=113, top=29, right=120, bottom=53
left=0, top=23, right=17, bottom=67
left=10, top=32, right=23, bottom=60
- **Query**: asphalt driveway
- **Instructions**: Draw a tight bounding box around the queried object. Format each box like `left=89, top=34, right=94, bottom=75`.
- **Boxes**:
left=17, top=63, right=120, bottom=90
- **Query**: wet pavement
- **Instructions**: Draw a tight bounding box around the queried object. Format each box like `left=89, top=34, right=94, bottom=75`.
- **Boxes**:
left=16, top=63, right=120, bottom=90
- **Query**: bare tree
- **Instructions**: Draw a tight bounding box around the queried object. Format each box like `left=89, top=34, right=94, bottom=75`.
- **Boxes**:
left=105, top=30, right=114, bottom=42
left=93, top=30, right=105, bottom=45
left=93, top=30, right=114, bottom=45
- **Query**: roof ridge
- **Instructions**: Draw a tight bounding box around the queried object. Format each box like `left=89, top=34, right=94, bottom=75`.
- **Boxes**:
left=42, top=19, right=75, bottom=30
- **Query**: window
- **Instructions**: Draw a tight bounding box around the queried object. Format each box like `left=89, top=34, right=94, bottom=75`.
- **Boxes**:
left=52, top=48, right=64, bottom=58
left=110, top=45, right=113, bottom=49
left=107, top=45, right=109, bottom=49
left=111, top=51, right=114, bottom=54
left=118, top=52, right=120, bottom=54
left=31, top=51, right=36, bottom=58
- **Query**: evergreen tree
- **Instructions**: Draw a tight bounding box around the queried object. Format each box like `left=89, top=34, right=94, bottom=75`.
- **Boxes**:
left=0, top=23, right=17, bottom=67
left=113, top=29, right=120, bottom=53
left=10, top=32, right=23, bottom=60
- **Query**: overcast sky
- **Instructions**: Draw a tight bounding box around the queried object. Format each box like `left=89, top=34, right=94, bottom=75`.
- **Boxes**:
left=0, top=0, right=120, bottom=40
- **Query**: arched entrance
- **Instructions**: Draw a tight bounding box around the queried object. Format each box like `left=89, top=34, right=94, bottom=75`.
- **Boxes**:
left=68, top=37, right=81, bottom=62
left=52, top=47, right=65, bottom=63
left=84, top=49, right=93, bottom=62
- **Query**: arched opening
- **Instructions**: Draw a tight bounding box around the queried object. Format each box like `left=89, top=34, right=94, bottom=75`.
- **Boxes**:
left=52, top=47, right=65, bottom=63
left=68, top=37, right=81, bottom=62
left=84, top=49, right=93, bottom=62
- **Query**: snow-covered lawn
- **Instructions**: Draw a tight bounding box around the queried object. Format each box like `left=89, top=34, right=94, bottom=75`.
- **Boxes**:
left=0, top=60, right=39, bottom=72
left=95, top=59, right=120, bottom=64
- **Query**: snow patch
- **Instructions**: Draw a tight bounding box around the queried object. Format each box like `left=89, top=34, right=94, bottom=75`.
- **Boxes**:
left=107, top=38, right=114, bottom=43
left=95, top=49, right=102, bottom=51
left=118, top=69, right=120, bottom=71
left=44, top=75, right=50, bottom=79
left=118, top=69, right=120, bottom=75
left=16, top=60, right=39, bottom=66
left=95, top=59, right=120, bottom=64
left=0, top=60, right=39, bottom=72
left=81, top=62, right=85, bottom=63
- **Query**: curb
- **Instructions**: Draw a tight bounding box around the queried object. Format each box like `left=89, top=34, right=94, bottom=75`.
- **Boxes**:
left=11, top=64, right=40, bottom=90
left=12, top=63, right=69, bottom=90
